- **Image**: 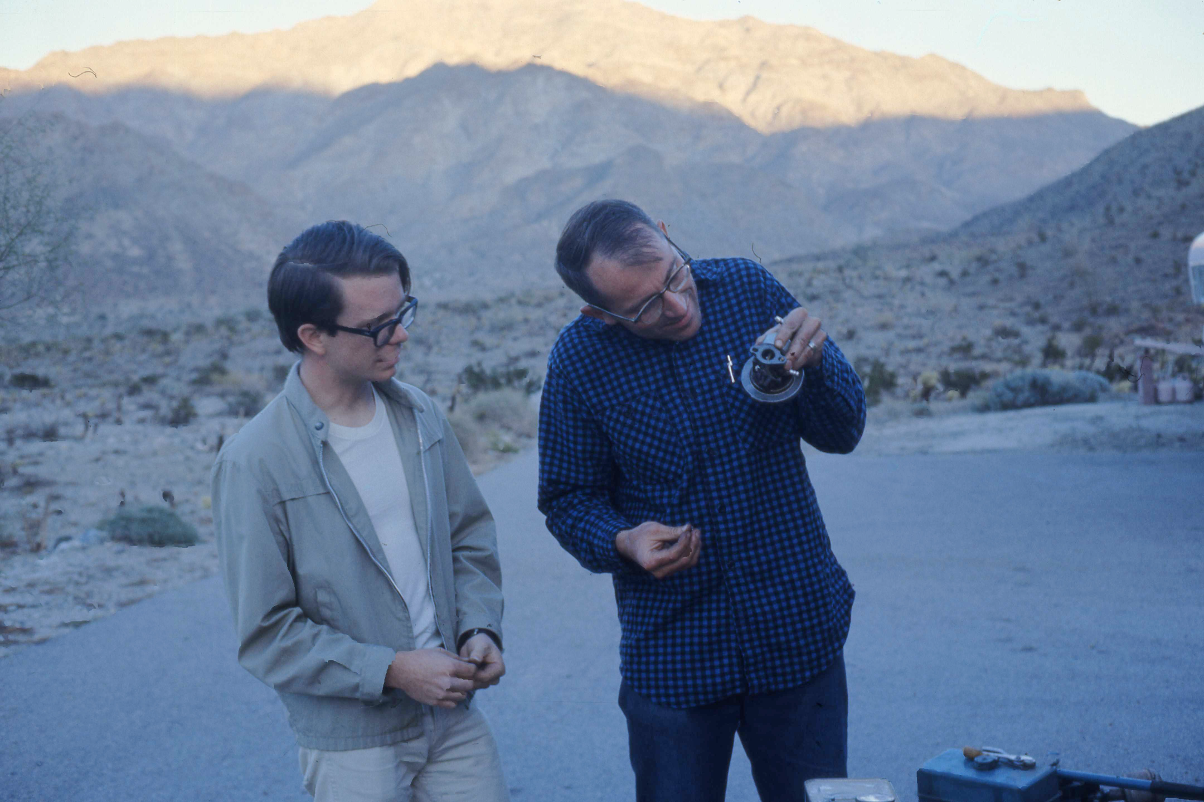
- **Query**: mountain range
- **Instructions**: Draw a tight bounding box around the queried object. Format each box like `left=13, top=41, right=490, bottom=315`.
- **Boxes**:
left=1, top=0, right=1097, bottom=132
left=0, top=0, right=1151, bottom=309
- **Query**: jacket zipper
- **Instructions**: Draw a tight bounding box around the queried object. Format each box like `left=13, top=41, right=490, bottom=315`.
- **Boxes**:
left=415, top=426, right=443, bottom=647
left=315, top=414, right=444, bottom=649
left=316, top=440, right=411, bottom=615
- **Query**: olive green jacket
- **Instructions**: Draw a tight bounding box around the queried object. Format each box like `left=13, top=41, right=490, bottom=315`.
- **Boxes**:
left=211, top=365, right=503, bottom=750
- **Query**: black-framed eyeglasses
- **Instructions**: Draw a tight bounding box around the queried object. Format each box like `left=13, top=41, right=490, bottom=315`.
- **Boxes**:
left=587, top=238, right=693, bottom=325
left=333, top=297, right=418, bottom=347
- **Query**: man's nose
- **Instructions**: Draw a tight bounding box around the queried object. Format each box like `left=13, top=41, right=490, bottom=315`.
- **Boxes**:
left=662, top=289, right=689, bottom=318
left=388, top=323, right=408, bottom=345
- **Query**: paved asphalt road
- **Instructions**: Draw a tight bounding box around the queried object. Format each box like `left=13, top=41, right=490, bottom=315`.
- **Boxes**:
left=2, top=448, right=1201, bottom=801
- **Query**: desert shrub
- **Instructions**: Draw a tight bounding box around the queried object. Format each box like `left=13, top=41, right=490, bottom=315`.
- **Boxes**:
left=166, top=397, right=197, bottom=427
left=939, top=368, right=991, bottom=396
left=192, top=360, right=230, bottom=386
left=992, top=323, right=1021, bottom=340
left=978, top=369, right=1112, bottom=412
left=1041, top=335, right=1066, bottom=367
left=9, top=372, right=53, bottom=389
left=463, top=390, right=537, bottom=438
left=214, top=315, right=240, bottom=333
left=446, top=412, right=485, bottom=463
left=949, top=339, right=974, bottom=357
left=98, top=506, right=198, bottom=547
left=458, top=362, right=541, bottom=396
left=1078, top=333, right=1104, bottom=359
left=854, top=357, right=897, bottom=406
left=225, top=389, right=264, bottom=417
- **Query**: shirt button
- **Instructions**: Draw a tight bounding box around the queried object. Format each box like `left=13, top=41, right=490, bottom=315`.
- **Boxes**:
left=314, top=422, right=324, bottom=431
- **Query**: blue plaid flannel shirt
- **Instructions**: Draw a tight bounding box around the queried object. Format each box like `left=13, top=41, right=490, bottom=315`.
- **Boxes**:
left=537, top=257, right=866, bottom=709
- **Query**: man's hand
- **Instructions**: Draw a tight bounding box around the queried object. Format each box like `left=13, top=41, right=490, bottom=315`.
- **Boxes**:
left=384, top=648, right=477, bottom=708
left=616, top=522, right=701, bottom=579
left=459, top=633, right=506, bottom=690
left=761, top=307, right=827, bottom=371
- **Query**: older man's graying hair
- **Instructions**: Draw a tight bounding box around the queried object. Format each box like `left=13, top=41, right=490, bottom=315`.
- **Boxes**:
left=555, top=199, right=668, bottom=306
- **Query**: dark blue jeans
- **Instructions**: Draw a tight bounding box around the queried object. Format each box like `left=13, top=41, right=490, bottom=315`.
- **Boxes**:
left=618, top=653, right=848, bottom=802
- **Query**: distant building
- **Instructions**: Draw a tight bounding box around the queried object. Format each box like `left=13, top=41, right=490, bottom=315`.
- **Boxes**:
left=1191, top=231, right=1204, bottom=306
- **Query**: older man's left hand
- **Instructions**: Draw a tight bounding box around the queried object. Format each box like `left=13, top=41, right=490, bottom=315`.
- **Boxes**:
left=762, top=307, right=827, bottom=372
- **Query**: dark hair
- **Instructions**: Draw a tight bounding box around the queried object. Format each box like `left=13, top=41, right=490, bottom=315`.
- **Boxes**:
left=555, top=199, right=665, bottom=305
left=267, top=221, right=410, bottom=353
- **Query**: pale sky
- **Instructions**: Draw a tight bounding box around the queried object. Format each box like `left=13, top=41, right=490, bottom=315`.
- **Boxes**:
left=1, top=0, right=1201, bottom=127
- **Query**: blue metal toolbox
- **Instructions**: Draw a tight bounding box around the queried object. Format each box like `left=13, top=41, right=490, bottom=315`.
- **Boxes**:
left=918, top=749, right=1061, bottom=802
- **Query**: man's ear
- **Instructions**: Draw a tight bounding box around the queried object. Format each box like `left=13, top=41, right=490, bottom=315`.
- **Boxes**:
left=657, top=220, right=670, bottom=237
left=580, top=305, right=617, bottom=325
left=296, top=323, right=328, bottom=356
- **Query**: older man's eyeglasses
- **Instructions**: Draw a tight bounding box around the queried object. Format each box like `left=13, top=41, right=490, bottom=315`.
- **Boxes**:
left=588, top=239, right=693, bottom=326
left=333, top=297, right=418, bottom=347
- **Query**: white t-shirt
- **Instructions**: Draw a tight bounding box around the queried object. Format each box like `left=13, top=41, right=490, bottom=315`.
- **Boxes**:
left=326, top=388, right=442, bottom=650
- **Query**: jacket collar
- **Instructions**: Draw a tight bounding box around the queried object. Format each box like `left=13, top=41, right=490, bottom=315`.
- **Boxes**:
left=282, top=361, right=423, bottom=442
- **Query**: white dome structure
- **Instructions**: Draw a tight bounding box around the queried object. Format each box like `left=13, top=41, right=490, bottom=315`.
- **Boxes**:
left=1191, top=231, right=1204, bottom=306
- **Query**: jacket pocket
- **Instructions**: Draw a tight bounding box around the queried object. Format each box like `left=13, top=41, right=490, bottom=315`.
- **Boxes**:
left=601, top=393, right=692, bottom=490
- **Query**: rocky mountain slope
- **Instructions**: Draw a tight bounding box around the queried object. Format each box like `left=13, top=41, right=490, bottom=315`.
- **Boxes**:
left=766, top=105, right=1204, bottom=397
left=5, top=113, right=290, bottom=308
left=1, top=0, right=1097, bottom=132
left=3, top=64, right=1133, bottom=304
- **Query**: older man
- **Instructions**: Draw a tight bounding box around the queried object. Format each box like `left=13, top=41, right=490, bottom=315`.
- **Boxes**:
left=212, top=221, right=508, bottom=801
left=537, top=200, right=866, bottom=802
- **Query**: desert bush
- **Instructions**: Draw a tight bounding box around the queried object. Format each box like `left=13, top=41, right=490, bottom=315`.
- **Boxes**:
left=139, top=327, right=170, bottom=344
left=854, top=357, right=897, bottom=406
left=977, top=369, right=1112, bottom=412
left=458, top=362, right=541, bottom=396
left=1041, top=335, right=1067, bottom=367
left=192, top=360, right=230, bottom=386
left=9, top=372, right=52, bottom=389
left=992, top=323, right=1021, bottom=340
left=446, top=412, right=485, bottom=463
left=214, top=315, right=240, bottom=333
left=939, top=368, right=991, bottom=396
left=225, top=389, right=264, bottom=418
left=98, top=506, right=198, bottom=547
left=1078, top=333, right=1105, bottom=359
left=463, top=390, right=537, bottom=438
left=166, top=397, right=197, bottom=427
left=949, top=339, right=974, bottom=357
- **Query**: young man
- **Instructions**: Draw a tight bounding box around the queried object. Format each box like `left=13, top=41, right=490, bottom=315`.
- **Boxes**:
left=212, top=221, right=508, bottom=801
left=538, top=200, right=866, bottom=802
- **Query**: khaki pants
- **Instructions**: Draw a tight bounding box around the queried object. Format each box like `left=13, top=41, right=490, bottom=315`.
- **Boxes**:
left=298, top=705, right=509, bottom=802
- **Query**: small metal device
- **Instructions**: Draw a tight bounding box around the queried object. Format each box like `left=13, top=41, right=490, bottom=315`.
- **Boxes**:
left=740, top=339, right=803, bottom=403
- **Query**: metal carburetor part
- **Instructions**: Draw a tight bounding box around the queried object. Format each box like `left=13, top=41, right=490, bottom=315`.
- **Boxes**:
left=740, top=338, right=803, bottom=403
